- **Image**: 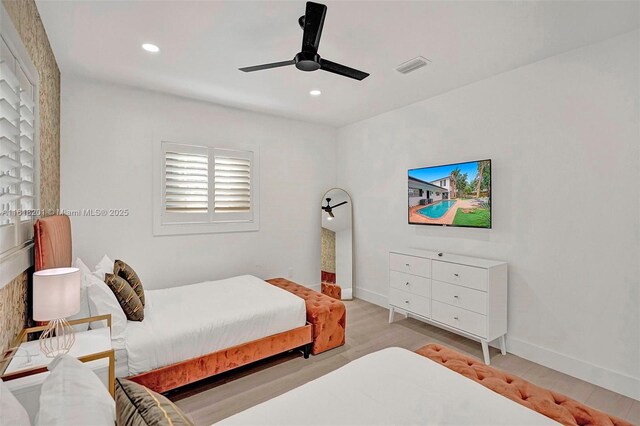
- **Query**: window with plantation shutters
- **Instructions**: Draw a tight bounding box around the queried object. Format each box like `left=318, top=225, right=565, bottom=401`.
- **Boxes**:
left=0, top=10, right=39, bottom=286
left=0, top=31, right=37, bottom=258
left=155, top=142, right=259, bottom=235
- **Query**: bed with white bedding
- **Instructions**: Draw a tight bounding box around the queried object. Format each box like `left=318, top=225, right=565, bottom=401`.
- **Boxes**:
left=123, top=275, right=307, bottom=375
left=33, top=216, right=313, bottom=392
left=219, top=347, right=559, bottom=426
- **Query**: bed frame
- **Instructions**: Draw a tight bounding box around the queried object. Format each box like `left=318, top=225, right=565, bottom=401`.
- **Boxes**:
left=417, top=344, right=632, bottom=426
left=34, top=215, right=313, bottom=393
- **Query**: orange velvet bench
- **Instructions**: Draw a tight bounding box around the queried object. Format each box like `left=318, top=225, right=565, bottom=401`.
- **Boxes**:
left=321, top=282, right=342, bottom=300
left=267, top=278, right=346, bottom=355
left=416, top=344, right=632, bottom=426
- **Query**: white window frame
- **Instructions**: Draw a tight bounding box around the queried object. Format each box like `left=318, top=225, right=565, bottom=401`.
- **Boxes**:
left=0, top=2, right=40, bottom=289
left=153, top=139, right=259, bottom=236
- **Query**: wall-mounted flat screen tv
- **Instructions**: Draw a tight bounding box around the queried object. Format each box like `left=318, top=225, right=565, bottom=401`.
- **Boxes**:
left=408, top=159, right=491, bottom=229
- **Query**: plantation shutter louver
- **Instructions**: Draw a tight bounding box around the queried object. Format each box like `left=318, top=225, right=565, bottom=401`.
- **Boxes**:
left=0, top=34, right=35, bottom=255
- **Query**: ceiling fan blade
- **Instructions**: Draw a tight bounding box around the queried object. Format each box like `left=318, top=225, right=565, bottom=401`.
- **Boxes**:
left=239, top=60, right=295, bottom=73
left=331, top=201, right=348, bottom=209
left=328, top=210, right=335, bottom=218
left=319, top=58, right=369, bottom=81
left=302, top=2, right=327, bottom=53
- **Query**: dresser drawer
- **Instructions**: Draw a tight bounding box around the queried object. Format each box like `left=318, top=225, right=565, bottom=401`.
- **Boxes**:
left=432, top=300, right=486, bottom=338
left=432, top=280, right=487, bottom=314
left=390, top=271, right=430, bottom=298
left=389, top=253, right=431, bottom=277
left=432, top=261, right=487, bottom=291
left=389, top=288, right=430, bottom=318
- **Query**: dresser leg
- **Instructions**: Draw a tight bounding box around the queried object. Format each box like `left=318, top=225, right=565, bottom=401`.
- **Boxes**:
left=481, top=340, right=490, bottom=365
left=499, top=335, right=507, bottom=355
left=388, top=306, right=395, bottom=323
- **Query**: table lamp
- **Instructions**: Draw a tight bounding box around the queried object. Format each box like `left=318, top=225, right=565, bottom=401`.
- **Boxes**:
left=33, top=267, right=81, bottom=357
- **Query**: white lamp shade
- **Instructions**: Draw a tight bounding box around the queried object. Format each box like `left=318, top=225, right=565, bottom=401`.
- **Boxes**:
left=33, top=267, right=81, bottom=321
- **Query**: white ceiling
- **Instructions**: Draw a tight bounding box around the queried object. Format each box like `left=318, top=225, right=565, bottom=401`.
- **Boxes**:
left=36, top=1, right=639, bottom=127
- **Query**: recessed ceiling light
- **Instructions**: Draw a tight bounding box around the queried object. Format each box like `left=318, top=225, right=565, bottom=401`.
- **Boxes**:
left=142, top=43, right=160, bottom=53
left=309, top=89, right=322, bottom=96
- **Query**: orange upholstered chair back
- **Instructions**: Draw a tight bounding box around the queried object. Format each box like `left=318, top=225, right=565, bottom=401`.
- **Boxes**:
left=34, top=215, right=72, bottom=271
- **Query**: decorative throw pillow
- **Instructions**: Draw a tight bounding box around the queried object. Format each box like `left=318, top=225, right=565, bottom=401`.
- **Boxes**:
left=114, top=260, right=145, bottom=306
left=104, top=273, right=144, bottom=321
left=115, top=378, right=194, bottom=426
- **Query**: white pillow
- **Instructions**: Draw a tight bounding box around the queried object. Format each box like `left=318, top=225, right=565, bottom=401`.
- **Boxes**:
left=0, top=379, right=30, bottom=426
left=86, top=273, right=127, bottom=343
left=36, top=355, right=114, bottom=426
left=67, top=258, right=92, bottom=332
left=93, top=255, right=114, bottom=281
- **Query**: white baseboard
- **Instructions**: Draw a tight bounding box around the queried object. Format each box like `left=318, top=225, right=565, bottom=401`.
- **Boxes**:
left=354, top=286, right=388, bottom=307
left=507, top=337, right=640, bottom=401
left=353, top=288, right=640, bottom=400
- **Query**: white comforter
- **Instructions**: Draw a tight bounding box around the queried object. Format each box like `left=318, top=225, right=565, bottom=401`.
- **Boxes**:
left=219, top=347, right=559, bottom=425
left=124, top=275, right=306, bottom=375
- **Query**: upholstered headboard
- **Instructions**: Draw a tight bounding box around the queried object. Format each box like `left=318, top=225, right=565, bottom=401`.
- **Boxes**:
left=34, top=215, right=72, bottom=271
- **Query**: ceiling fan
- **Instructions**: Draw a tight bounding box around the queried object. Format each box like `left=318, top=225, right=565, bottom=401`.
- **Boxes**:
left=239, top=2, right=369, bottom=81
left=322, top=198, right=348, bottom=220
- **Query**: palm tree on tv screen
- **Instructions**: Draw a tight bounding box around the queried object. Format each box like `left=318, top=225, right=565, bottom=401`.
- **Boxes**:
left=449, top=169, right=459, bottom=198
left=475, top=160, right=491, bottom=198
left=476, top=161, right=485, bottom=197
left=451, top=168, right=468, bottom=199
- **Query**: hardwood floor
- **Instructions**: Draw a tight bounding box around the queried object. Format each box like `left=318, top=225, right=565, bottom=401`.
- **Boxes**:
left=171, top=299, right=640, bottom=425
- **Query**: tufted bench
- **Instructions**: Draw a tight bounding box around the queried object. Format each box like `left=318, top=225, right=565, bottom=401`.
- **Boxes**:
left=416, top=344, right=632, bottom=426
left=321, top=282, right=342, bottom=300
left=267, top=278, right=346, bottom=355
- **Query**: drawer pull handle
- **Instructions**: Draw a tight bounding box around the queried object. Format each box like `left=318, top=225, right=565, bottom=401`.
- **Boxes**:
left=454, top=316, right=459, bottom=320
left=405, top=300, right=410, bottom=304
left=405, top=282, right=410, bottom=286
left=454, top=273, right=459, bottom=277
left=405, top=263, right=411, bottom=268
left=453, top=295, right=459, bottom=298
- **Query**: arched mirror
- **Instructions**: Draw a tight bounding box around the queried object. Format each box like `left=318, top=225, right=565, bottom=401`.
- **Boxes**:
left=320, top=188, right=353, bottom=300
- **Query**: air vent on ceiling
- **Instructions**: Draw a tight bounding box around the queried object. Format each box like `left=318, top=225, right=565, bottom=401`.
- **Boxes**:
left=395, top=56, right=431, bottom=74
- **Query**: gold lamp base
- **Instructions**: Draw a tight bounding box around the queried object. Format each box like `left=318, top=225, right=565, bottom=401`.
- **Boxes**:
left=39, top=318, right=75, bottom=358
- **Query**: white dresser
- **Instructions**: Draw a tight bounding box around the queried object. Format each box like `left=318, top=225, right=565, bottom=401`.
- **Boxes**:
left=388, top=248, right=507, bottom=364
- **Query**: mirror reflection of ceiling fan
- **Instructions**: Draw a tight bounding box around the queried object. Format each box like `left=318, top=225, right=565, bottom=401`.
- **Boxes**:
left=322, top=198, right=348, bottom=220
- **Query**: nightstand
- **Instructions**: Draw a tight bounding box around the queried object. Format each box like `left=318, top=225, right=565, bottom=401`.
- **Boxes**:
left=0, top=315, right=114, bottom=423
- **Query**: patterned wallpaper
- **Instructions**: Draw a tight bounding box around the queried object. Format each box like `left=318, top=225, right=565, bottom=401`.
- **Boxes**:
left=0, top=273, right=28, bottom=354
left=321, top=227, right=336, bottom=273
left=0, top=0, right=60, bottom=353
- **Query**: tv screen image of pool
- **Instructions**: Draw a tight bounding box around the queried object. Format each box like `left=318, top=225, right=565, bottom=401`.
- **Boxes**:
left=408, top=159, right=491, bottom=229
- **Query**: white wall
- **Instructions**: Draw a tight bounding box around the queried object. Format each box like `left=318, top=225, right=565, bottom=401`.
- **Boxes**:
left=337, top=31, right=639, bottom=399
left=61, top=77, right=337, bottom=289
left=335, top=228, right=353, bottom=299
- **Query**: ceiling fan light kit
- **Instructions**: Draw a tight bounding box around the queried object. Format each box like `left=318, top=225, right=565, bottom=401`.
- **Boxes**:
left=240, top=2, right=369, bottom=81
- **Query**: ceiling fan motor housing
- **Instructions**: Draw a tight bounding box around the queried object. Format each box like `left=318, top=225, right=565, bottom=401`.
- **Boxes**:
left=295, top=51, right=321, bottom=71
